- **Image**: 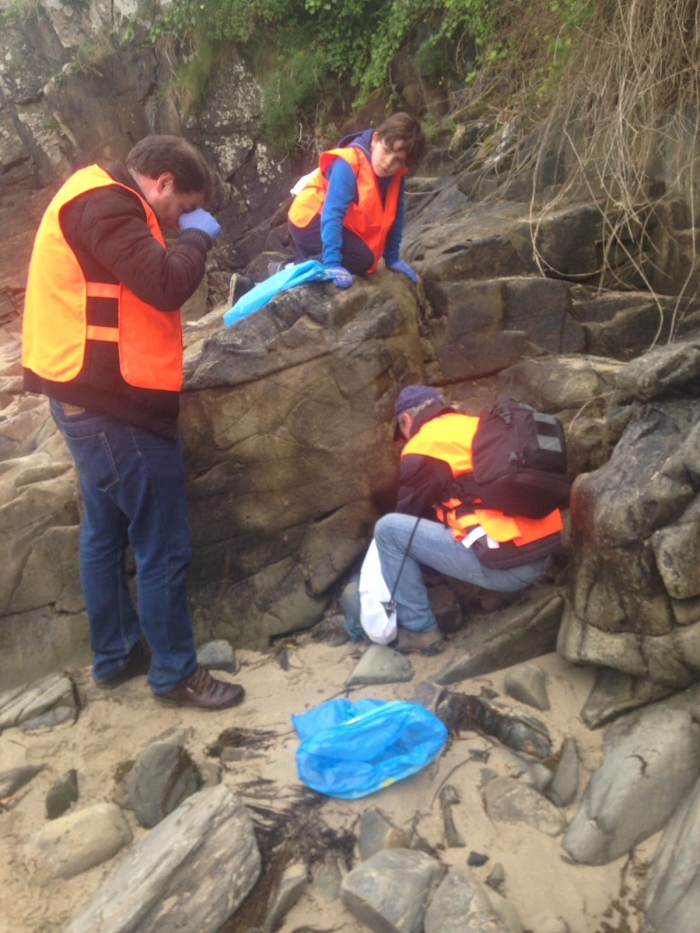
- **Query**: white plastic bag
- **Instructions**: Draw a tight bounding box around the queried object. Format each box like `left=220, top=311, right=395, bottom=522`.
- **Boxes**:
left=359, top=539, right=397, bottom=645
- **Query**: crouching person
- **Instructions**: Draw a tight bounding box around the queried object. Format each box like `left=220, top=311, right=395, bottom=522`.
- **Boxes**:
left=374, top=386, right=564, bottom=655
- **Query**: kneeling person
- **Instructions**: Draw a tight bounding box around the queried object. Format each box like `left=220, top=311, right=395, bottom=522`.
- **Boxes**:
left=375, top=386, right=564, bottom=654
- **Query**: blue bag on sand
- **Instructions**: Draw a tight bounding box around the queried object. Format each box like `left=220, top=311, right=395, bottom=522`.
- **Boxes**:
left=223, top=259, right=333, bottom=326
left=293, top=698, right=448, bottom=799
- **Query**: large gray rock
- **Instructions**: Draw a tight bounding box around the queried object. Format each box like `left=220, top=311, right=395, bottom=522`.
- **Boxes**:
left=435, top=589, right=564, bottom=685
left=563, top=696, right=700, bottom=864
left=127, top=734, right=201, bottom=828
left=341, top=847, right=445, bottom=933
left=644, top=775, right=700, bottom=933
left=180, top=272, right=423, bottom=648
left=66, top=784, right=260, bottom=933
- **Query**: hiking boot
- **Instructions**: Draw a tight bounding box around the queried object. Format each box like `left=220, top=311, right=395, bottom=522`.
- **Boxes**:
left=394, top=627, right=446, bottom=656
left=94, top=640, right=152, bottom=688
left=227, top=272, right=255, bottom=307
left=154, top=664, right=245, bottom=710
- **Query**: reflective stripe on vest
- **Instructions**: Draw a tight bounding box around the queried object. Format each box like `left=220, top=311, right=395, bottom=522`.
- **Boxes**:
left=22, top=165, right=183, bottom=391
left=288, top=147, right=406, bottom=273
left=402, top=412, right=563, bottom=545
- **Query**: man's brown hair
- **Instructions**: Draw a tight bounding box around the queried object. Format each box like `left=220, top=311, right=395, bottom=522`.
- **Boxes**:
left=126, top=135, right=213, bottom=202
left=376, top=112, right=426, bottom=167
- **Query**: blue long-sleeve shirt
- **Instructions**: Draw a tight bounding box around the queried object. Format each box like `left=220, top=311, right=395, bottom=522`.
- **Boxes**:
left=320, top=131, right=406, bottom=268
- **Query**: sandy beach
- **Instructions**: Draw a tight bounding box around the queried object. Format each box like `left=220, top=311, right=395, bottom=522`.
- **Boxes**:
left=0, top=632, right=651, bottom=933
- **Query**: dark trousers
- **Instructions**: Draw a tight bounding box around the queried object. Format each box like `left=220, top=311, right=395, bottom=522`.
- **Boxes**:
left=288, top=217, right=375, bottom=274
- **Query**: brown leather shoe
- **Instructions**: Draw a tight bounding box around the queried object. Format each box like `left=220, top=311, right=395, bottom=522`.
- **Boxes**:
left=94, top=640, right=152, bottom=688
left=154, top=665, right=245, bottom=710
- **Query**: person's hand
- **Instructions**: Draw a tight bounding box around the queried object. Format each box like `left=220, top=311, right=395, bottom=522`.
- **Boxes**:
left=178, top=208, right=221, bottom=241
left=387, top=259, right=418, bottom=284
left=325, top=266, right=354, bottom=290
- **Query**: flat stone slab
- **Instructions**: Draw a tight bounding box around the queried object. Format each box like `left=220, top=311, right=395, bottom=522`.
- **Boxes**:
left=435, top=591, right=563, bottom=685
left=66, top=784, right=261, bottom=933
left=425, top=869, right=514, bottom=933
left=347, top=645, right=414, bottom=686
left=341, top=847, right=445, bottom=933
left=0, top=673, right=76, bottom=731
left=483, top=777, right=567, bottom=837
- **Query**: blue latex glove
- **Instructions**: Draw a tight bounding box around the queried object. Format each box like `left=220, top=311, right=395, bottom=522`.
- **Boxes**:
left=325, top=266, right=354, bottom=290
left=178, top=208, right=221, bottom=241
left=387, top=259, right=418, bottom=285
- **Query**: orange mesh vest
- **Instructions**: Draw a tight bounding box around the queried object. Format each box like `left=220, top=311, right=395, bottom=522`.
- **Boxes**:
left=23, top=165, right=183, bottom=392
left=402, top=413, right=563, bottom=546
left=288, top=147, right=406, bottom=273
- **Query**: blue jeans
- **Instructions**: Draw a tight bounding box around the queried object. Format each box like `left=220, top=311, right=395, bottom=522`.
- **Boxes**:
left=51, top=401, right=197, bottom=693
left=374, top=514, right=550, bottom=633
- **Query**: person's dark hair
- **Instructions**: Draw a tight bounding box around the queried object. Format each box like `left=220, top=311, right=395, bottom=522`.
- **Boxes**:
left=376, top=112, right=426, bottom=167
left=126, top=135, right=213, bottom=202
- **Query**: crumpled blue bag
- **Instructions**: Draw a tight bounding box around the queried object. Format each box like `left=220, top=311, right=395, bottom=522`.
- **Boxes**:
left=223, top=259, right=333, bottom=326
left=292, top=698, right=448, bottom=799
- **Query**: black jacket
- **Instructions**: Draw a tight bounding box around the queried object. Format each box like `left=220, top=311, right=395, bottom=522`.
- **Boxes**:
left=396, top=400, right=457, bottom=518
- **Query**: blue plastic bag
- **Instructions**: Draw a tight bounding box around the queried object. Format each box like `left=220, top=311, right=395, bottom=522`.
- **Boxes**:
left=293, top=698, right=448, bottom=799
left=223, top=260, right=333, bottom=327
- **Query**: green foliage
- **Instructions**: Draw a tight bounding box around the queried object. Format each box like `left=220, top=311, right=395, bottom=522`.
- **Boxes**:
left=263, top=49, right=328, bottom=152
left=535, top=0, right=594, bottom=99
left=415, top=36, right=453, bottom=83
left=145, top=0, right=594, bottom=140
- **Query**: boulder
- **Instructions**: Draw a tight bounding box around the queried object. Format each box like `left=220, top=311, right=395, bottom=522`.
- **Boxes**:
left=127, top=734, right=201, bottom=828
left=559, top=342, right=700, bottom=687
left=24, top=802, right=132, bottom=880
left=180, top=272, right=423, bottom=648
left=644, top=775, right=700, bottom=933
left=563, top=693, right=700, bottom=864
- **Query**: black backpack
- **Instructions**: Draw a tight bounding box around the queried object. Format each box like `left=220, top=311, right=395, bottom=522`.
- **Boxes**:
left=444, top=397, right=571, bottom=520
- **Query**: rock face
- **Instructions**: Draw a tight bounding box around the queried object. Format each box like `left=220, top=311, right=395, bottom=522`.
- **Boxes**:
left=66, top=784, right=261, bottom=933
left=558, top=340, right=700, bottom=688
left=179, top=272, right=423, bottom=646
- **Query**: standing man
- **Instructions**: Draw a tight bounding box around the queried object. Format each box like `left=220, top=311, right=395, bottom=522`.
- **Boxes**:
left=22, top=135, right=244, bottom=710
left=374, top=386, right=564, bottom=655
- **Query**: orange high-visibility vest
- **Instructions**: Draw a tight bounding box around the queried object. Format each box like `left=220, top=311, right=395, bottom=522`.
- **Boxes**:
left=23, top=165, right=183, bottom=392
left=288, top=147, right=406, bottom=273
left=402, top=412, right=563, bottom=546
